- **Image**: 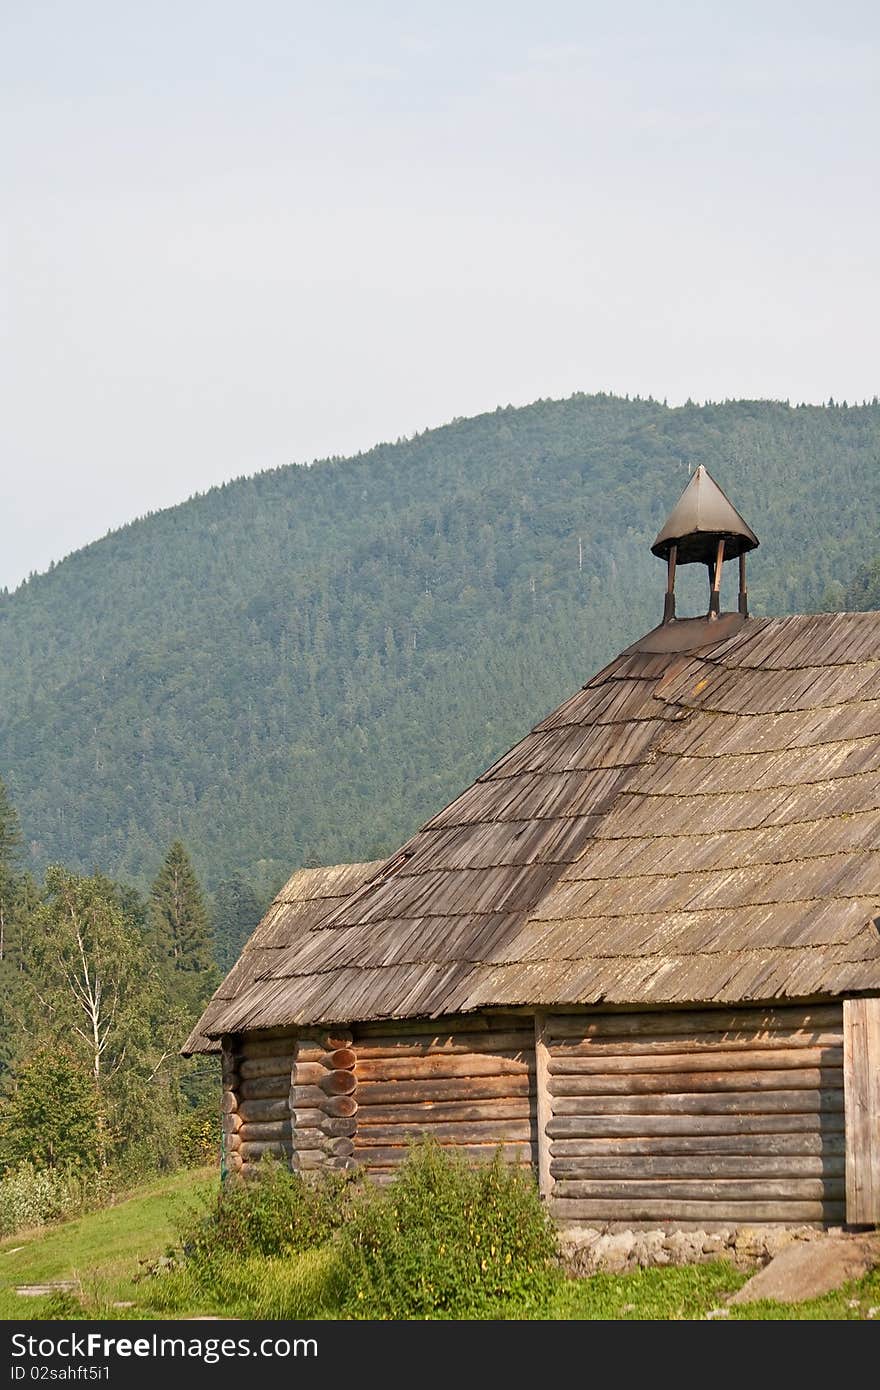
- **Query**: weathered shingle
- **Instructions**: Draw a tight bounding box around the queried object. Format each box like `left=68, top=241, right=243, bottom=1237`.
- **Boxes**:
left=182, top=860, right=383, bottom=1052
left=190, top=611, right=880, bottom=1040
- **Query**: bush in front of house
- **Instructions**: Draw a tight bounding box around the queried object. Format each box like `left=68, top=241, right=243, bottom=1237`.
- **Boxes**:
left=159, top=1159, right=357, bottom=1316
left=177, top=1158, right=359, bottom=1268
left=164, top=1144, right=558, bottom=1319
left=339, top=1142, right=559, bottom=1319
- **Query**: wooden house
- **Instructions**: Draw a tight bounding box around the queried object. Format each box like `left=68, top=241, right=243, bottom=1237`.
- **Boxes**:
left=185, top=467, right=880, bottom=1229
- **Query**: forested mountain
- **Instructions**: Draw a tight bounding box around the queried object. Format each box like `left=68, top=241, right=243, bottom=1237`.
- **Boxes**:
left=2, top=393, right=880, bottom=898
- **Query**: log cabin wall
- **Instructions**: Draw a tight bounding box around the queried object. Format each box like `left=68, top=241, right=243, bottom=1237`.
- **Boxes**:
left=290, top=1029, right=358, bottom=1171
left=232, top=1028, right=357, bottom=1176
left=229, top=1000, right=871, bottom=1226
left=541, top=1004, right=846, bottom=1229
left=221, top=1040, right=243, bottom=1177
left=235, top=1031, right=297, bottom=1170
left=350, top=1013, right=538, bottom=1182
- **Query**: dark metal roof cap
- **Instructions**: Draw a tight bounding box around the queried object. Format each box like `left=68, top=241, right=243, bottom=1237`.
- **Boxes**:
left=651, top=465, right=759, bottom=565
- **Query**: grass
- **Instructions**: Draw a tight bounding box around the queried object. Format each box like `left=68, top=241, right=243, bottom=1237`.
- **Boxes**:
left=540, top=1263, right=747, bottom=1319
left=0, top=1171, right=876, bottom=1320
left=0, top=1168, right=214, bottom=1320
left=140, top=1251, right=751, bottom=1322
left=538, top=1263, right=880, bottom=1320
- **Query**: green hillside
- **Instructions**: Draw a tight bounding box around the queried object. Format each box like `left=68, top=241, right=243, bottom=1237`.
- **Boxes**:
left=2, top=393, right=879, bottom=895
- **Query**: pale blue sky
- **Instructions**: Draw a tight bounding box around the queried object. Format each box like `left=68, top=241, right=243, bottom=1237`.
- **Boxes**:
left=2, top=2, right=878, bottom=589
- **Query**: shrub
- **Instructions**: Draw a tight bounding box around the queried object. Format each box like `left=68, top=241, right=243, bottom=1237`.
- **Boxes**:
left=176, top=1109, right=219, bottom=1170
left=177, top=1159, right=361, bottom=1273
left=0, top=1162, right=80, bottom=1234
left=339, top=1142, right=558, bottom=1319
left=167, top=1145, right=558, bottom=1320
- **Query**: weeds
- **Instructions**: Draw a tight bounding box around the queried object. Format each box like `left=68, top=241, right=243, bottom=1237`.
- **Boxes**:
left=160, top=1143, right=558, bottom=1320
left=339, top=1143, right=558, bottom=1319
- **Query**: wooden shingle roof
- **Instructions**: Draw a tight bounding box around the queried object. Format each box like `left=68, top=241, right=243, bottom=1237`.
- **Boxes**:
left=183, top=860, right=383, bottom=1053
left=193, top=611, right=880, bottom=1042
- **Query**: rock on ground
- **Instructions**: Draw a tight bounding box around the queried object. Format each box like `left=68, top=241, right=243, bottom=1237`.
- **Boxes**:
left=728, top=1233, right=880, bottom=1305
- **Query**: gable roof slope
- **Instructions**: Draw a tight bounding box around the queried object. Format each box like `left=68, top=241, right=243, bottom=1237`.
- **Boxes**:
left=198, top=610, right=880, bottom=1039
left=183, top=860, right=384, bottom=1053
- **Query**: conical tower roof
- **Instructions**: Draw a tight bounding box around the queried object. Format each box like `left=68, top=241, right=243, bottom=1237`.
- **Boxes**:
left=651, top=465, right=758, bottom=565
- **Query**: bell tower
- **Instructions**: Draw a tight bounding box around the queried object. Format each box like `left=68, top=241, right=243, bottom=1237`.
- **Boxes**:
left=651, top=466, right=758, bottom=623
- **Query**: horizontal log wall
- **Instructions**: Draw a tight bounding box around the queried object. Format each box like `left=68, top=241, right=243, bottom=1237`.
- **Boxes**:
left=237, top=1031, right=296, bottom=1172
left=291, top=1030, right=357, bottom=1171
left=352, top=1014, right=538, bottom=1181
left=221, top=1041, right=243, bottom=1177
left=545, top=1005, right=846, bottom=1228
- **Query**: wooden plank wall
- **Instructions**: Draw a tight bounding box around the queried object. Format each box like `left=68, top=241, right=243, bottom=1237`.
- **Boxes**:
left=544, top=1005, right=846, bottom=1228
left=351, top=1014, right=538, bottom=1181
left=843, top=997, right=880, bottom=1224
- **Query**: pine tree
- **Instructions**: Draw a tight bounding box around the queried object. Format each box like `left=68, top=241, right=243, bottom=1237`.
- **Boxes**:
left=0, top=776, right=22, bottom=962
left=149, top=841, right=215, bottom=975
left=212, top=875, right=264, bottom=971
left=845, top=556, right=880, bottom=612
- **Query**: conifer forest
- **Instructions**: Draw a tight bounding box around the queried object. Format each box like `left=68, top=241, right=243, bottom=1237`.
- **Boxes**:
left=2, top=391, right=880, bottom=1180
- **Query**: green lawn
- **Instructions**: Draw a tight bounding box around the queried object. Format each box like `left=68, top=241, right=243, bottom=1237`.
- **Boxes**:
left=0, top=1172, right=876, bottom=1320
left=0, top=1168, right=214, bottom=1320
left=544, top=1263, right=880, bottom=1321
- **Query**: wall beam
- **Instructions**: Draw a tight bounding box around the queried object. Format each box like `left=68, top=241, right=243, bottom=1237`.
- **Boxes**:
left=534, top=1012, right=553, bottom=1200
left=843, top=997, right=880, bottom=1224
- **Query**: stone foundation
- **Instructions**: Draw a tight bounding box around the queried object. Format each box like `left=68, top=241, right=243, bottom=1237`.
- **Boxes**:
left=558, top=1225, right=841, bottom=1276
